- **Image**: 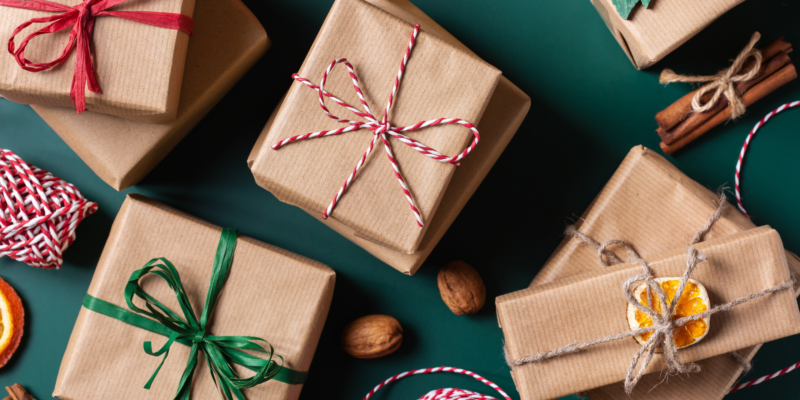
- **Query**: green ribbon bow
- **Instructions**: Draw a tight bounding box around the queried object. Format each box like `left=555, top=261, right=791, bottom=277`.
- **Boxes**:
left=82, top=228, right=307, bottom=400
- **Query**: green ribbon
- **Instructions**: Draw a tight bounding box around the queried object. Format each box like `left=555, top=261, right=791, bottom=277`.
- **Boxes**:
left=82, top=228, right=308, bottom=400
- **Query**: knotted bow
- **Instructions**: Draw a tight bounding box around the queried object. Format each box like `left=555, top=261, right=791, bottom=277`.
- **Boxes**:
left=506, top=195, right=796, bottom=394
left=660, top=32, right=763, bottom=120
left=271, top=24, right=480, bottom=227
left=82, top=228, right=307, bottom=400
left=1, top=0, right=194, bottom=114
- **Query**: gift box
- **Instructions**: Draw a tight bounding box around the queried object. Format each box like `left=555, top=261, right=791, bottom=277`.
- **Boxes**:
left=0, top=0, right=195, bottom=122
left=53, top=195, right=336, bottom=399
left=591, top=0, right=745, bottom=69
left=527, top=146, right=800, bottom=399
left=29, top=0, right=268, bottom=191
left=498, top=225, right=800, bottom=400
left=249, top=0, right=530, bottom=273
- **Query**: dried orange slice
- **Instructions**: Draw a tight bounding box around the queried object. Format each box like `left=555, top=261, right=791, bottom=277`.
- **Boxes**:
left=0, top=278, right=24, bottom=367
left=626, top=278, right=710, bottom=349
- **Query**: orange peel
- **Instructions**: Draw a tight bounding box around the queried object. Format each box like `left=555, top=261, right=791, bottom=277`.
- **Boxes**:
left=626, top=278, right=710, bottom=349
left=0, top=277, right=24, bottom=367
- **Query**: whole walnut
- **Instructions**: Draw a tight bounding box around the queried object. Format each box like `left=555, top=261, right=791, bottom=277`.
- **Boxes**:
left=437, top=260, right=486, bottom=315
left=341, top=315, right=403, bottom=359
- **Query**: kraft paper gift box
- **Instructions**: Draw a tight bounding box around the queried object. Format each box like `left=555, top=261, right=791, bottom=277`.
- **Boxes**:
left=249, top=0, right=530, bottom=274
left=0, top=0, right=195, bottom=122
left=527, top=146, right=800, bottom=400
left=53, top=194, right=336, bottom=400
left=29, top=0, right=269, bottom=191
left=497, top=226, right=800, bottom=400
left=591, top=0, right=745, bottom=69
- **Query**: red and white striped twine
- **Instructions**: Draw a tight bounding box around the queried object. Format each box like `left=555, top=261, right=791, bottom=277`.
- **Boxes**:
left=0, top=149, right=97, bottom=269
left=362, top=367, right=512, bottom=400
left=729, top=359, right=800, bottom=394
left=734, top=100, right=800, bottom=219
left=272, top=24, right=480, bottom=227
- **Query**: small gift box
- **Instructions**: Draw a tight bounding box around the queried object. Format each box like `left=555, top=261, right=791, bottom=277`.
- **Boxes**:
left=0, top=0, right=195, bottom=122
left=592, top=0, right=744, bottom=69
left=28, top=0, right=268, bottom=190
left=498, top=226, right=800, bottom=400
left=53, top=195, right=336, bottom=399
left=249, top=0, right=529, bottom=272
left=527, top=146, right=800, bottom=399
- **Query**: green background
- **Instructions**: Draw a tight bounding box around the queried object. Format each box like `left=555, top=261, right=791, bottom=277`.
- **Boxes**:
left=1, top=0, right=800, bottom=398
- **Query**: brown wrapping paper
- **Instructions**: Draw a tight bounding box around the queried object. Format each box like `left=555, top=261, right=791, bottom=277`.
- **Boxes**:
left=591, top=0, right=745, bottom=69
left=30, top=0, right=269, bottom=191
left=53, top=195, right=336, bottom=400
left=0, top=0, right=195, bottom=122
left=249, top=0, right=501, bottom=255
left=528, top=146, right=800, bottom=399
left=498, top=226, right=800, bottom=400
left=249, top=0, right=530, bottom=274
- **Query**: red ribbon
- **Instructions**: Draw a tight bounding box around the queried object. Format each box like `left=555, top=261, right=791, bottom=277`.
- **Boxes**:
left=0, top=0, right=194, bottom=114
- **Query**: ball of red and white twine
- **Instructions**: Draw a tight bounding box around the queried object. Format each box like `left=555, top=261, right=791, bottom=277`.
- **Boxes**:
left=362, top=367, right=511, bottom=400
left=0, top=149, right=97, bottom=269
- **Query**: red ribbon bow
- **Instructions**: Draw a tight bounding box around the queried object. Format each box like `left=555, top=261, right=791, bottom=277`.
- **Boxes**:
left=1, top=0, right=194, bottom=114
left=272, top=25, right=481, bottom=227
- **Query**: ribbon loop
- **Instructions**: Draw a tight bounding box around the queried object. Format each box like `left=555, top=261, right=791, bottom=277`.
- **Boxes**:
left=82, top=228, right=307, bottom=400
left=0, top=0, right=194, bottom=114
left=272, top=24, right=481, bottom=227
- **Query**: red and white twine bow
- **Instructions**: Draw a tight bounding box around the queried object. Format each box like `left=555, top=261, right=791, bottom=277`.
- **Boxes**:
left=362, top=367, right=512, bottom=400
left=0, top=149, right=97, bottom=269
left=0, top=0, right=194, bottom=114
left=272, top=24, right=480, bottom=227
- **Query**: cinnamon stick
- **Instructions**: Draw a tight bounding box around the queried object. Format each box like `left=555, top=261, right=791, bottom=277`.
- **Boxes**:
left=4, top=384, right=34, bottom=400
left=660, top=63, right=797, bottom=155
left=658, top=51, right=793, bottom=145
left=655, top=38, right=793, bottom=131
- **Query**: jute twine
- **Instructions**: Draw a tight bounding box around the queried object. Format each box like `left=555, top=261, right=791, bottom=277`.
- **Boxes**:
left=505, top=194, right=794, bottom=394
left=660, top=32, right=763, bottom=120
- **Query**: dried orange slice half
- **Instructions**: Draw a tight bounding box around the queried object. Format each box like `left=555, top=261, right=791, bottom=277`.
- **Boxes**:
left=0, top=278, right=24, bottom=367
left=626, top=278, right=710, bottom=349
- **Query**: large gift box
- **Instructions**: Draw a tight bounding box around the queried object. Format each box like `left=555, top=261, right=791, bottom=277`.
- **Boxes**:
left=528, top=146, right=800, bottom=399
left=30, top=0, right=269, bottom=191
left=591, top=0, right=745, bottom=69
left=53, top=195, right=336, bottom=399
left=497, top=147, right=800, bottom=399
left=249, top=0, right=530, bottom=275
left=0, top=0, right=195, bottom=122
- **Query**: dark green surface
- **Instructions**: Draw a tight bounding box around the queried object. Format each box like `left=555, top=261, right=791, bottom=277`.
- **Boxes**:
left=1, top=0, right=800, bottom=399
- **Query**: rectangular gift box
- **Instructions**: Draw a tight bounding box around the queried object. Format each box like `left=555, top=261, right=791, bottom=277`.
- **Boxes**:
left=528, top=146, right=800, bottom=399
left=498, top=226, right=800, bottom=400
left=53, top=195, right=336, bottom=400
left=30, top=0, right=268, bottom=191
left=249, top=0, right=530, bottom=273
left=0, top=0, right=195, bottom=122
left=591, top=0, right=745, bottom=69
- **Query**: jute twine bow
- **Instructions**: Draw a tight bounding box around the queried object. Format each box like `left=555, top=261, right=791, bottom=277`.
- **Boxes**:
left=505, top=194, right=795, bottom=395
left=660, top=32, right=763, bottom=120
left=0, top=0, right=194, bottom=114
left=271, top=25, right=480, bottom=227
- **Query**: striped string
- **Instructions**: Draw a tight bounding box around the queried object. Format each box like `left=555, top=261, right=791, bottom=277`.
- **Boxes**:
left=729, top=359, right=800, bottom=394
left=735, top=101, right=800, bottom=219
left=362, top=367, right=512, bottom=400
left=272, top=24, right=480, bottom=227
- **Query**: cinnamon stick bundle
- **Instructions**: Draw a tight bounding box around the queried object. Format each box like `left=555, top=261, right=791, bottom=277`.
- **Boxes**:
left=656, top=37, right=796, bottom=155
left=3, top=384, right=35, bottom=400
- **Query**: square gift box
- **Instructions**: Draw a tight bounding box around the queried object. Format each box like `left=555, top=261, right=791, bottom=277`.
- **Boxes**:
left=30, top=0, right=269, bottom=191
left=591, top=0, right=745, bottom=69
left=53, top=194, right=336, bottom=400
left=529, top=146, right=800, bottom=400
left=0, top=0, right=195, bottom=122
left=249, top=0, right=530, bottom=274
